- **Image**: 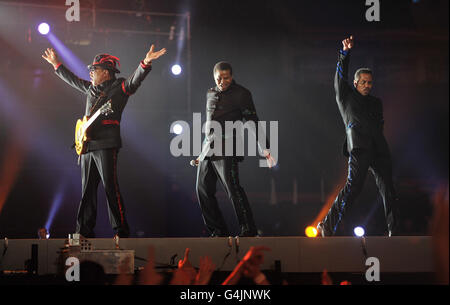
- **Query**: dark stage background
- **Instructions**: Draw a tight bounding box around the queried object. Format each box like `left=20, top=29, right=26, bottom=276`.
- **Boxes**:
left=0, top=0, right=448, bottom=238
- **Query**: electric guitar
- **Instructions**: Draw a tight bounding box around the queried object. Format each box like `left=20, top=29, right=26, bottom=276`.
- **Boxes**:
left=74, top=100, right=113, bottom=155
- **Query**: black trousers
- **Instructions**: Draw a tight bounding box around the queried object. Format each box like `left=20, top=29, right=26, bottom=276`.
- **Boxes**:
left=76, top=148, right=129, bottom=238
left=322, top=149, right=397, bottom=236
left=196, top=158, right=257, bottom=236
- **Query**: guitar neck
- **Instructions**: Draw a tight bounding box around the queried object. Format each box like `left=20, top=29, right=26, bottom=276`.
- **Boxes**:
left=85, top=109, right=103, bottom=130
left=82, top=99, right=112, bottom=131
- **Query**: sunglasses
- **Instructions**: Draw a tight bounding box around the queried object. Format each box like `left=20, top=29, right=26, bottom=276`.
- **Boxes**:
left=89, top=66, right=103, bottom=72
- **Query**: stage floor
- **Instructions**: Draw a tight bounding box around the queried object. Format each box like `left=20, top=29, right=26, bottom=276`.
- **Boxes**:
left=0, top=236, right=434, bottom=278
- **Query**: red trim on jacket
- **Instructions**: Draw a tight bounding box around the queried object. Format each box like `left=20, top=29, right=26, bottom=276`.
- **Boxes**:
left=112, top=149, right=125, bottom=225
left=140, top=60, right=152, bottom=69
left=54, top=63, right=62, bottom=70
left=102, top=120, right=120, bottom=125
left=121, top=81, right=131, bottom=96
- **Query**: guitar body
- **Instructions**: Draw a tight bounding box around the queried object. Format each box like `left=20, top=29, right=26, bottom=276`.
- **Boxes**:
left=74, top=117, right=88, bottom=156
left=73, top=100, right=113, bottom=156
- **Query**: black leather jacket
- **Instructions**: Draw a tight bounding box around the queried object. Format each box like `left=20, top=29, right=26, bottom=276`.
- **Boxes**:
left=334, top=49, right=390, bottom=157
left=55, top=61, right=152, bottom=152
left=204, top=81, right=269, bottom=160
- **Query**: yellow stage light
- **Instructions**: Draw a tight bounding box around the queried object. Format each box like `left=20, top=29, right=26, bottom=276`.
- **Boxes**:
left=305, top=226, right=318, bottom=238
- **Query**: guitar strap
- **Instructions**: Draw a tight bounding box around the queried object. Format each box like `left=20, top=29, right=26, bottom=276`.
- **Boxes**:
left=88, top=92, right=107, bottom=117
left=88, top=79, right=122, bottom=117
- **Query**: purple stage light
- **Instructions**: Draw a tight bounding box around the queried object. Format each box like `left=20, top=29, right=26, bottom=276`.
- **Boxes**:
left=38, top=23, right=50, bottom=35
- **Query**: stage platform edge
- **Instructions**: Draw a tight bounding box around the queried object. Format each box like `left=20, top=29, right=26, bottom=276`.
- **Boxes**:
left=0, top=236, right=434, bottom=275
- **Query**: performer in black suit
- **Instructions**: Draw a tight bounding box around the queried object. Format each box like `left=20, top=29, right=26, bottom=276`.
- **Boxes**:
left=42, top=45, right=166, bottom=238
left=317, top=36, right=398, bottom=237
left=195, top=62, right=275, bottom=237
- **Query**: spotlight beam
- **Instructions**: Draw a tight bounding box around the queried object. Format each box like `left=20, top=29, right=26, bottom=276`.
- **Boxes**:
left=46, top=33, right=90, bottom=80
left=45, top=180, right=67, bottom=233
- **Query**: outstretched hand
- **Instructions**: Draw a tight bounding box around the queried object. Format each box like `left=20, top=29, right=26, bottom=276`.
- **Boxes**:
left=242, top=246, right=271, bottom=284
left=222, top=245, right=271, bottom=285
left=263, top=149, right=276, bottom=168
left=42, top=48, right=61, bottom=68
left=242, top=246, right=270, bottom=266
left=143, top=44, right=167, bottom=65
left=342, top=35, right=354, bottom=51
left=170, top=248, right=197, bottom=285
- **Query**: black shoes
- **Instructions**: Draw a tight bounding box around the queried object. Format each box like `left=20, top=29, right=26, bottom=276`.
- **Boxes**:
left=387, top=224, right=398, bottom=237
left=388, top=229, right=398, bottom=237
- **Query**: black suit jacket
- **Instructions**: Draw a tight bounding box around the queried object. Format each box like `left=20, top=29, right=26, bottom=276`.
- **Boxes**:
left=55, top=61, right=152, bottom=152
left=204, top=81, right=269, bottom=161
left=334, top=49, right=390, bottom=157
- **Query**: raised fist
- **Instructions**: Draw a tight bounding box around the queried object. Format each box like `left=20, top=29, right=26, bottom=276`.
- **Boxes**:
left=342, top=36, right=354, bottom=51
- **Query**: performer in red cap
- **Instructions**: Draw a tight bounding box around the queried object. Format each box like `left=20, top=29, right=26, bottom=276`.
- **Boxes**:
left=42, top=45, right=166, bottom=238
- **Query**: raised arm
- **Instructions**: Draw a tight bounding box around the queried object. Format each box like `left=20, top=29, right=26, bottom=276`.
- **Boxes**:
left=121, top=44, right=166, bottom=96
left=42, top=48, right=90, bottom=94
left=334, top=36, right=354, bottom=104
left=222, top=246, right=271, bottom=285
